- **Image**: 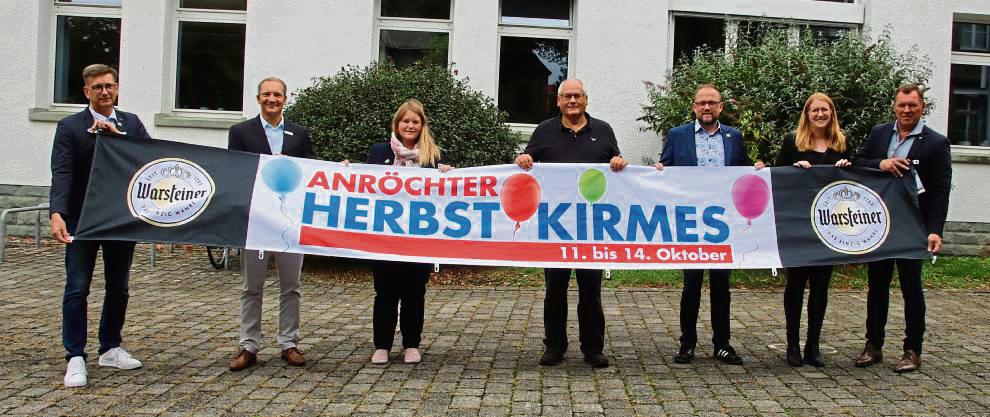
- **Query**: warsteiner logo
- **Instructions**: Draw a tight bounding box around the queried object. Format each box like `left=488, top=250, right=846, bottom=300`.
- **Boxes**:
left=127, top=158, right=215, bottom=227
left=811, top=180, right=890, bottom=254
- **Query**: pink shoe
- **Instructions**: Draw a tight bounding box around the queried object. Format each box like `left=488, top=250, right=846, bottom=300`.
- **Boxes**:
left=371, top=349, right=389, bottom=365
left=404, top=348, right=422, bottom=364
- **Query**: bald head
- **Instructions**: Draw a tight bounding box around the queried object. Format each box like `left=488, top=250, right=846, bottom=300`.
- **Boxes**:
left=558, top=79, right=586, bottom=96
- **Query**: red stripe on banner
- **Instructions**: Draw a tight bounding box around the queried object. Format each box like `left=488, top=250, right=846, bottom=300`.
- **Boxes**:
left=299, top=226, right=733, bottom=264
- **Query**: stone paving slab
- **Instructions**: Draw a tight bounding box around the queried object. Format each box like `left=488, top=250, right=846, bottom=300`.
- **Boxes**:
left=0, top=244, right=988, bottom=416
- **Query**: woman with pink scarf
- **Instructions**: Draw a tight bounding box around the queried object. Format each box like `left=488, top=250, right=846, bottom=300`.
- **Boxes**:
left=366, top=99, right=452, bottom=365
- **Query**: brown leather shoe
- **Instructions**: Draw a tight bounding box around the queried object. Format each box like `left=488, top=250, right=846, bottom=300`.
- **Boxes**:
left=893, top=350, right=920, bottom=373
left=854, top=343, right=882, bottom=367
left=281, top=347, right=306, bottom=366
left=229, top=349, right=256, bottom=371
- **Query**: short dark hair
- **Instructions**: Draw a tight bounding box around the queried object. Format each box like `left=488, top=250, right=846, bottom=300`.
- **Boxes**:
left=694, top=84, right=721, bottom=98
left=895, top=84, right=924, bottom=102
left=82, top=64, right=118, bottom=84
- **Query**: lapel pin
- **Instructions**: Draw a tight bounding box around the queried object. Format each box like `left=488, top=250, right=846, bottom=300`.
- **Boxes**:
left=285, top=131, right=294, bottom=136
left=385, top=159, right=391, bottom=164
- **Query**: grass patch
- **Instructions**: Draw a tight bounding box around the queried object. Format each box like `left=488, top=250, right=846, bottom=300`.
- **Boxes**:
left=301, top=254, right=990, bottom=290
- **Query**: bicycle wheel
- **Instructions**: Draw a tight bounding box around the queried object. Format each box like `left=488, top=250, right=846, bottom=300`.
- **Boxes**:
left=207, top=246, right=226, bottom=269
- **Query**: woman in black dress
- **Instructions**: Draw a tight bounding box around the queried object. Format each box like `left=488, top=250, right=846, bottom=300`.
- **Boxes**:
left=365, top=99, right=452, bottom=365
left=774, top=92, right=851, bottom=367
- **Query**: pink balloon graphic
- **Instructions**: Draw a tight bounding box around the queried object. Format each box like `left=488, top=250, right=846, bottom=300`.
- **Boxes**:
left=731, top=174, right=770, bottom=225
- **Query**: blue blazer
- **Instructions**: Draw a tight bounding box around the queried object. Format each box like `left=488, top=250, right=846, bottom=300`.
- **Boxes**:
left=49, top=108, right=151, bottom=224
left=659, top=122, right=750, bottom=167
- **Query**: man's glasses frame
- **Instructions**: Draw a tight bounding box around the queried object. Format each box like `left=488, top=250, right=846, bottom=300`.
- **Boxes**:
left=87, top=83, right=118, bottom=93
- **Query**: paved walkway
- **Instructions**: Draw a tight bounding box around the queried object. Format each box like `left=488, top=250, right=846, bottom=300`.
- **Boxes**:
left=0, top=244, right=988, bottom=416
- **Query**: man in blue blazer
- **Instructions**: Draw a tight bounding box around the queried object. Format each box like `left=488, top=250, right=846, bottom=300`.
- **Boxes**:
left=227, top=77, right=315, bottom=372
left=655, top=84, right=751, bottom=365
left=852, top=85, right=951, bottom=373
left=50, top=64, right=151, bottom=387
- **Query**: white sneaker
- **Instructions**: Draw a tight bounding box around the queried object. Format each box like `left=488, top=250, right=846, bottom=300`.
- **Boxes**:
left=64, top=357, right=87, bottom=387
left=98, top=347, right=143, bottom=370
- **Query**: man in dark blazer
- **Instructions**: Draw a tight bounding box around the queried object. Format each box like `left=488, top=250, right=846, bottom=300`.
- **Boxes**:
left=852, top=85, right=952, bottom=373
left=655, top=84, right=753, bottom=366
left=50, top=64, right=151, bottom=387
left=227, top=77, right=315, bottom=371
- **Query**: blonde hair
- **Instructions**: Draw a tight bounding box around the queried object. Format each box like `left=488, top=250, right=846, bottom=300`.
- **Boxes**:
left=795, top=92, right=846, bottom=153
left=391, top=99, right=440, bottom=167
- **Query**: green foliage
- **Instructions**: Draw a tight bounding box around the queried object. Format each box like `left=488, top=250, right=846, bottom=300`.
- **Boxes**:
left=284, top=61, right=518, bottom=167
left=639, top=25, right=934, bottom=163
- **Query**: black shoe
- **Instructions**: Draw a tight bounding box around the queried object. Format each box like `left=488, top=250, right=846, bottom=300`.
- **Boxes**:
left=786, top=344, right=803, bottom=367
left=539, top=350, right=564, bottom=366
left=804, top=345, right=825, bottom=368
left=714, top=346, right=744, bottom=365
left=583, top=353, right=609, bottom=368
left=673, top=346, right=695, bottom=364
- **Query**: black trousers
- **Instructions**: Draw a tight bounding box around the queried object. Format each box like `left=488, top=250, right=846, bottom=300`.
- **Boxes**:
left=865, top=258, right=926, bottom=353
left=679, top=269, right=731, bottom=350
left=543, top=268, right=605, bottom=356
left=373, top=261, right=431, bottom=350
left=783, top=265, right=833, bottom=348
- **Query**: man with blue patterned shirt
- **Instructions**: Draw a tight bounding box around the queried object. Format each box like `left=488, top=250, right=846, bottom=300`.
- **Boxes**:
left=655, top=84, right=752, bottom=365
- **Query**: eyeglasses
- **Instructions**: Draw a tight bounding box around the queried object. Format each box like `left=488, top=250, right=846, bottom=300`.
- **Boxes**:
left=558, top=93, right=586, bottom=100
left=693, top=100, right=722, bottom=108
left=88, top=83, right=118, bottom=92
left=807, top=108, right=831, bottom=115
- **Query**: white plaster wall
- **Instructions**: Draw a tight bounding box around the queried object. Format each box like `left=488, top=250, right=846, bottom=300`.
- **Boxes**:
left=243, top=0, right=375, bottom=117
left=2, top=1, right=53, bottom=187
left=574, top=0, right=669, bottom=164
left=450, top=0, right=500, bottom=98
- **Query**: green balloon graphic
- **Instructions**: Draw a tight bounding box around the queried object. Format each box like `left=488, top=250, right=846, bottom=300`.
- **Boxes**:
left=579, top=169, right=606, bottom=203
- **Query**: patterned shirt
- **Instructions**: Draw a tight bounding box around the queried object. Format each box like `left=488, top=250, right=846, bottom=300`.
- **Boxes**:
left=694, top=120, right=725, bottom=167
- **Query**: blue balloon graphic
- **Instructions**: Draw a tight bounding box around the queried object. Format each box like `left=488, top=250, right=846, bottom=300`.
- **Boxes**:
left=262, top=158, right=302, bottom=196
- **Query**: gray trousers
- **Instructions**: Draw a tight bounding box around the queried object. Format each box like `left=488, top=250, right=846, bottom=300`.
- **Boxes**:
left=240, top=249, right=303, bottom=353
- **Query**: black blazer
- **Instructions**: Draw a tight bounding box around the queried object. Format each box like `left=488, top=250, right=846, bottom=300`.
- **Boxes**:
left=227, top=115, right=316, bottom=159
left=853, top=122, right=952, bottom=236
left=49, top=107, right=151, bottom=224
left=366, top=142, right=444, bottom=168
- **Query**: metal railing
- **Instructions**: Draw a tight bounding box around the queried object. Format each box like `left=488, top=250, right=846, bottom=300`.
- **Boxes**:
left=0, top=203, right=50, bottom=263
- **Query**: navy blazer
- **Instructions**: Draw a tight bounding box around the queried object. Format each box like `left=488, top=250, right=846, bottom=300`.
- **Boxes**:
left=366, top=142, right=444, bottom=168
left=659, top=122, right=751, bottom=167
left=853, top=122, right=952, bottom=236
left=227, top=115, right=316, bottom=159
left=49, top=107, right=151, bottom=224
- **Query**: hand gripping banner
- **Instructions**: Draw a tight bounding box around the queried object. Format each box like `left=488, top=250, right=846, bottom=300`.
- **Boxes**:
left=76, top=136, right=928, bottom=269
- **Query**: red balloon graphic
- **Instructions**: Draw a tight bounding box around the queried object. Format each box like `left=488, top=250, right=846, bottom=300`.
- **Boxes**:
left=500, top=173, right=541, bottom=227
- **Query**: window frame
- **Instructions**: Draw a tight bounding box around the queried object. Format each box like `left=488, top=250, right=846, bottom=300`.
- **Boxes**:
left=496, top=0, right=575, bottom=129
left=166, top=2, right=246, bottom=116
left=666, top=12, right=857, bottom=71
left=950, top=17, right=990, bottom=150
left=374, top=0, right=453, bottom=67
left=49, top=1, right=122, bottom=110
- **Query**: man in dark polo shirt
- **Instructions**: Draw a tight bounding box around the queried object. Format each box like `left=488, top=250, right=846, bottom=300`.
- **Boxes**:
left=515, top=78, right=628, bottom=368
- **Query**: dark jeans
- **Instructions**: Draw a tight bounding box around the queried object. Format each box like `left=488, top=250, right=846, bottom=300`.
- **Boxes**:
left=783, top=265, right=833, bottom=348
left=543, top=268, right=605, bottom=356
left=679, top=269, right=731, bottom=350
left=373, top=261, right=431, bottom=350
left=62, top=227, right=136, bottom=360
left=865, top=258, right=926, bottom=353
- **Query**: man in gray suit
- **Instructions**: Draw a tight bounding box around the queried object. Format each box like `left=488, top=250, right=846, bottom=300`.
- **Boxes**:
left=227, top=77, right=316, bottom=371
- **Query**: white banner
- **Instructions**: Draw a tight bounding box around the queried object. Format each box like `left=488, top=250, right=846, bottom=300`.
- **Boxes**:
left=246, top=155, right=781, bottom=269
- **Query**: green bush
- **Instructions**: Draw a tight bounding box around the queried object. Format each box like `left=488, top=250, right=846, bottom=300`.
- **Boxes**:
left=284, top=61, right=519, bottom=167
left=639, top=26, right=933, bottom=163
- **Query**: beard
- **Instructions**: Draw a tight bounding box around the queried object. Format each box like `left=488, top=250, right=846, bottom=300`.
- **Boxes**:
left=698, top=114, right=718, bottom=128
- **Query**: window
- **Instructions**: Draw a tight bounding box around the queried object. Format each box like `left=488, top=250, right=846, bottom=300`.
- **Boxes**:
left=377, top=0, right=452, bottom=68
left=949, top=20, right=990, bottom=147
left=671, top=16, right=725, bottom=64
left=172, top=2, right=246, bottom=112
left=497, top=0, right=572, bottom=124
left=52, top=1, right=121, bottom=105
left=954, top=22, right=990, bottom=53
left=805, top=25, right=849, bottom=44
